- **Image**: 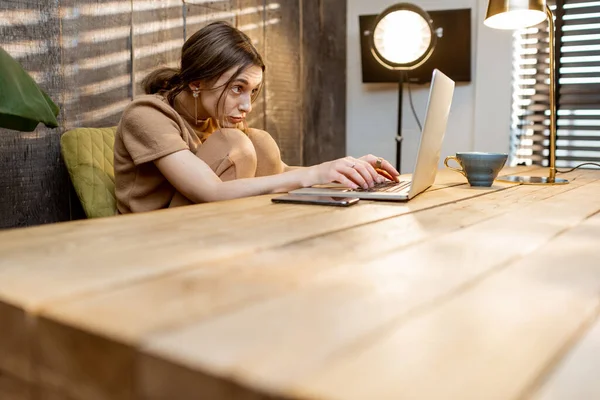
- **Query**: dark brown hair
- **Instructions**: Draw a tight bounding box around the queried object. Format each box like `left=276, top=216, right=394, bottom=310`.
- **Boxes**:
left=142, top=21, right=265, bottom=112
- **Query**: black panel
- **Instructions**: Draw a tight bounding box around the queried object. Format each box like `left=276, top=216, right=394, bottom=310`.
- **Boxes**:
left=359, top=8, right=472, bottom=84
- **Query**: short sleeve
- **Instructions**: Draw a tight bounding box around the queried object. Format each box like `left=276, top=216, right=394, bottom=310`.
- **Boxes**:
left=119, top=97, right=189, bottom=165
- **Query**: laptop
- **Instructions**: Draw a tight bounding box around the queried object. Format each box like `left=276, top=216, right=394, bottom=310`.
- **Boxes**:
left=290, top=68, right=455, bottom=201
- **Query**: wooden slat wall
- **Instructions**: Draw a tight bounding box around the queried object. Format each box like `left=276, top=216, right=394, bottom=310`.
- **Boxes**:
left=132, top=0, right=184, bottom=97
left=301, top=0, right=347, bottom=165
left=264, top=0, right=302, bottom=165
left=0, top=0, right=71, bottom=228
left=0, top=0, right=347, bottom=229
left=235, top=0, right=267, bottom=131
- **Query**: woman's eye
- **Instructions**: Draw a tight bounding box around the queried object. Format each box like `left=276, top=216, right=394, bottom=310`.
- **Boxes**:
left=252, top=88, right=259, bottom=95
left=232, top=86, right=242, bottom=94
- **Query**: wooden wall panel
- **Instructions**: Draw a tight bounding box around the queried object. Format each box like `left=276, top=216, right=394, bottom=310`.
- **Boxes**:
left=235, top=0, right=267, bottom=131
left=132, top=0, right=184, bottom=97
left=264, top=0, right=302, bottom=166
left=0, top=0, right=70, bottom=228
left=301, top=0, right=347, bottom=166
left=59, top=0, right=133, bottom=129
left=184, top=0, right=235, bottom=40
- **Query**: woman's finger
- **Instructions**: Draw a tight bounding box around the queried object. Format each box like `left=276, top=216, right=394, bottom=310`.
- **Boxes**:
left=351, top=161, right=377, bottom=187
left=377, top=158, right=400, bottom=181
left=375, top=168, right=394, bottom=181
left=358, top=154, right=400, bottom=181
left=334, top=172, right=359, bottom=189
left=341, top=165, right=369, bottom=189
left=357, top=159, right=382, bottom=183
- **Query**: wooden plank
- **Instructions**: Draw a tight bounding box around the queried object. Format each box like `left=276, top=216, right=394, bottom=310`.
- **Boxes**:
left=0, top=371, right=33, bottom=400
left=138, top=353, right=279, bottom=400
left=530, top=313, right=600, bottom=400
left=264, top=0, right=302, bottom=165
left=293, top=210, right=600, bottom=400
left=301, top=0, right=346, bottom=166
left=35, top=317, right=135, bottom=400
left=138, top=176, right=600, bottom=398
left=0, top=302, right=33, bottom=383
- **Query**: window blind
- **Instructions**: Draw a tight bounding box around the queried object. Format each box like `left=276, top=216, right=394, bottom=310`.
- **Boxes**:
left=511, top=0, right=600, bottom=168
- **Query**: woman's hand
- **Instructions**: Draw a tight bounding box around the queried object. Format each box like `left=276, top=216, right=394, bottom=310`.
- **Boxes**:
left=307, top=155, right=399, bottom=190
left=358, top=154, right=400, bottom=182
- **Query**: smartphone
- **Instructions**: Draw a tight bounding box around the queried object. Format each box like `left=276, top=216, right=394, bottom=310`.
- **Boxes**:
left=271, top=194, right=360, bottom=207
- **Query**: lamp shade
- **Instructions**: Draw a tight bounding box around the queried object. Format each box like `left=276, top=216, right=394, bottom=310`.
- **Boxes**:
left=0, top=47, right=59, bottom=132
left=484, top=0, right=547, bottom=29
left=370, top=3, right=436, bottom=70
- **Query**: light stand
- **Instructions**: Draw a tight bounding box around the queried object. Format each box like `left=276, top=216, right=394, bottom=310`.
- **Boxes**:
left=369, top=3, right=436, bottom=173
left=396, top=71, right=405, bottom=172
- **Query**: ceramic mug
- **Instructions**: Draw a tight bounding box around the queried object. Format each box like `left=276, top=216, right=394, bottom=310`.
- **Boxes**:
left=444, top=152, right=508, bottom=187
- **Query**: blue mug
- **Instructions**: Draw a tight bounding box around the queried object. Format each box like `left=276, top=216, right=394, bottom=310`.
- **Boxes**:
left=444, top=152, right=508, bottom=187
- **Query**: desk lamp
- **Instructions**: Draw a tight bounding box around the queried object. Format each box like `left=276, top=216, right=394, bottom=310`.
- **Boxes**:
left=485, top=0, right=568, bottom=184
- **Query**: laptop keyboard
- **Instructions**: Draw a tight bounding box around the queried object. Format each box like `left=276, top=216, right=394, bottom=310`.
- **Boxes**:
left=352, top=180, right=411, bottom=193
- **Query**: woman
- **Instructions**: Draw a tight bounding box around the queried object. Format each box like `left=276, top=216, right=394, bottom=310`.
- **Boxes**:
left=114, top=21, right=399, bottom=214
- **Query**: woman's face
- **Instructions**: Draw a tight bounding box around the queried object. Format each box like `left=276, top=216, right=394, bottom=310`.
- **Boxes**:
left=195, top=65, right=263, bottom=128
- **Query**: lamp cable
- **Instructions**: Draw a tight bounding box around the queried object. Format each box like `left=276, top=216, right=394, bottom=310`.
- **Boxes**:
left=405, top=72, right=423, bottom=132
left=556, top=162, right=600, bottom=173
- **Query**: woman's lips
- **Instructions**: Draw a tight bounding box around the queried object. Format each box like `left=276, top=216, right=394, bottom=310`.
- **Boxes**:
left=229, top=116, right=244, bottom=124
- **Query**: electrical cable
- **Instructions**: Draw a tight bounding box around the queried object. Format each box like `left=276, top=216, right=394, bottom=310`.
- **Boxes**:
left=405, top=72, right=422, bottom=132
left=556, top=162, right=600, bottom=173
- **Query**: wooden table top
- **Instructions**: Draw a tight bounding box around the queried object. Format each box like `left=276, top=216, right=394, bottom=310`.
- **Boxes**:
left=1, top=166, right=599, bottom=400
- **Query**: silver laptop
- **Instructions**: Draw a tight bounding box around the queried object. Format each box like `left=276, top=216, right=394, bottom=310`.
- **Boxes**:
left=290, top=69, right=455, bottom=201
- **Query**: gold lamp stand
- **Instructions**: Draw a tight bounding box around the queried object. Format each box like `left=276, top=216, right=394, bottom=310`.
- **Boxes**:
left=486, top=1, right=568, bottom=185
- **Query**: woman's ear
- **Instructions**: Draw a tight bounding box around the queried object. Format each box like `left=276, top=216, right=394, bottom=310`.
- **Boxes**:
left=189, top=80, right=206, bottom=91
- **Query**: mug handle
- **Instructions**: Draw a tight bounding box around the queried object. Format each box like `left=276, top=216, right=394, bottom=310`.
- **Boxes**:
left=444, top=155, right=466, bottom=177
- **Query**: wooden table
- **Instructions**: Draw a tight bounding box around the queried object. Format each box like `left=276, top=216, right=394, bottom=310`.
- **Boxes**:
left=1, top=166, right=599, bottom=400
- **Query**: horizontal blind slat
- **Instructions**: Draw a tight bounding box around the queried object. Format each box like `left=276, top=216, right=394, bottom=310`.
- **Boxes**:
left=511, top=2, right=600, bottom=167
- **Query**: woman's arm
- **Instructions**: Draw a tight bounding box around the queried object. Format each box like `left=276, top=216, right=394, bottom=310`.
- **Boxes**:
left=282, top=155, right=400, bottom=181
left=281, top=161, right=304, bottom=173
left=155, top=150, right=384, bottom=203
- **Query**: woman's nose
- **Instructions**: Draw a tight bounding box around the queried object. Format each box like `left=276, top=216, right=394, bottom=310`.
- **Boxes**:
left=239, top=93, right=252, bottom=113
left=239, top=101, right=251, bottom=113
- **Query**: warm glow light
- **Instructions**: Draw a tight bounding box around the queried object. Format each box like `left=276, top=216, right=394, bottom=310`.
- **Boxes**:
left=373, top=10, right=431, bottom=65
left=484, top=10, right=546, bottom=29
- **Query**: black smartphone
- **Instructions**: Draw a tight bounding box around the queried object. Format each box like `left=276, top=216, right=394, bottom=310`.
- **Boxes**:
left=271, top=194, right=360, bottom=207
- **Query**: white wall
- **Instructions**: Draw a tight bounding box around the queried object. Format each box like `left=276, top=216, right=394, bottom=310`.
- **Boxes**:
left=346, top=0, right=514, bottom=173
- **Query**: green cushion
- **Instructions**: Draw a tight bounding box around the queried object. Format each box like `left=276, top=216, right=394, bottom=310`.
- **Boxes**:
left=0, top=47, right=59, bottom=132
left=60, top=127, right=117, bottom=218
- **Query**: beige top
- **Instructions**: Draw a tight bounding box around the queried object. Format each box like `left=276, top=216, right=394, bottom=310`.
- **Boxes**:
left=114, top=94, right=216, bottom=214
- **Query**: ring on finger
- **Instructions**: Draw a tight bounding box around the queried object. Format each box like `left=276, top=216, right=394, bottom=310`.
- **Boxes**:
left=375, top=157, right=383, bottom=169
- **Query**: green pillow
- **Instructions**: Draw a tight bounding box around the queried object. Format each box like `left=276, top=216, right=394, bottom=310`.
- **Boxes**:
left=61, top=127, right=118, bottom=218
